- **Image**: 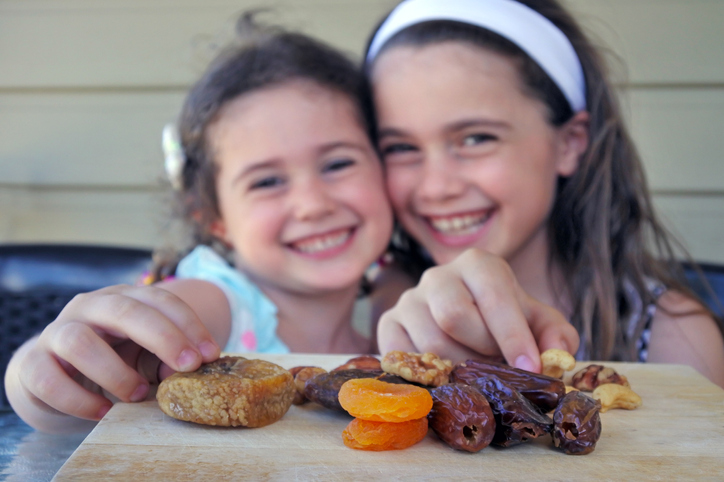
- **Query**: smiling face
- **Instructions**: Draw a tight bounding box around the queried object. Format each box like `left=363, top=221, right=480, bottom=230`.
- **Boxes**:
left=208, top=81, right=393, bottom=295
left=371, top=42, right=582, bottom=267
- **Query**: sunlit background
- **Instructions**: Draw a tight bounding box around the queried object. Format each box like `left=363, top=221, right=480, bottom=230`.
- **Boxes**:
left=1, top=0, right=722, bottom=263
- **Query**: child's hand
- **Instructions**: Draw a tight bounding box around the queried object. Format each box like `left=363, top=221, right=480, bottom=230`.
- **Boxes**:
left=7, top=284, right=220, bottom=431
left=377, top=249, right=579, bottom=373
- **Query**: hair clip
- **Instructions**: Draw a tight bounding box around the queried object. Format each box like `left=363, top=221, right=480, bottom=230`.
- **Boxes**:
left=162, top=123, right=185, bottom=190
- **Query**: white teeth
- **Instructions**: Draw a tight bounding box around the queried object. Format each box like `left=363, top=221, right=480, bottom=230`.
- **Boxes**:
left=430, top=213, right=489, bottom=235
left=294, top=230, right=350, bottom=253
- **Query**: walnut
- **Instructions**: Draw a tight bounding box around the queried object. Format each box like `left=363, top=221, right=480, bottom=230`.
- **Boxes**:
left=540, top=349, right=576, bottom=379
left=381, top=351, right=453, bottom=387
left=571, top=364, right=630, bottom=391
left=592, top=383, right=642, bottom=413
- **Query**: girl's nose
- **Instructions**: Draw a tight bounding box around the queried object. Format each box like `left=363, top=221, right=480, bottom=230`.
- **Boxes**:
left=416, top=150, right=466, bottom=202
left=290, top=179, right=336, bottom=221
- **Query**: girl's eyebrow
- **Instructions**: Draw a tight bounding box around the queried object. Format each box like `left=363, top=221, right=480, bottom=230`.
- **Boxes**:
left=231, top=141, right=369, bottom=184
left=378, top=119, right=512, bottom=140
left=445, top=119, right=512, bottom=133
left=232, top=158, right=282, bottom=185
left=316, top=140, right=370, bottom=155
left=377, top=127, right=408, bottom=140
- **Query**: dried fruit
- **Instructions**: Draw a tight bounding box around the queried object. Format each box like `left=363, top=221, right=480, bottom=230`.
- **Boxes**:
left=289, top=366, right=327, bottom=405
left=157, top=356, right=294, bottom=427
left=303, top=369, right=382, bottom=411
left=381, top=351, right=453, bottom=387
left=428, top=384, right=496, bottom=452
left=571, top=364, right=630, bottom=391
left=451, top=359, right=565, bottom=413
left=473, top=377, right=553, bottom=447
left=332, top=355, right=382, bottom=372
left=376, top=373, right=414, bottom=385
left=342, top=417, right=428, bottom=451
left=338, top=378, right=433, bottom=422
left=552, top=391, right=602, bottom=455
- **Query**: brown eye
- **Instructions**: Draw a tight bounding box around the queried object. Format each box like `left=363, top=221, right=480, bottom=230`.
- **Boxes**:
left=462, top=133, right=496, bottom=147
left=381, top=143, right=416, bottom=156
left=250, top=176, right=284, bottom=190
left=323, top=158, right=355, bottom=173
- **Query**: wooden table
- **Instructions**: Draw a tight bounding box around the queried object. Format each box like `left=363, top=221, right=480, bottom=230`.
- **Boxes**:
left=53, top=354, right=724, bottom=481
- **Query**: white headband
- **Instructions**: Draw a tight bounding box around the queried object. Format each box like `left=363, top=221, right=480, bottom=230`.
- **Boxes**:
left=366, top=0, right=586, bottom=112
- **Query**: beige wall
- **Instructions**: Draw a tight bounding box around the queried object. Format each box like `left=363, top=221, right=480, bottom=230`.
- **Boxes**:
left=1, top=0, right=723, bottom=262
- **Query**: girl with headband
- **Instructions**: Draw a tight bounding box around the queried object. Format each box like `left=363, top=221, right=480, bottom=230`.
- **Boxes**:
left=368, top=0, right=724, bottom=386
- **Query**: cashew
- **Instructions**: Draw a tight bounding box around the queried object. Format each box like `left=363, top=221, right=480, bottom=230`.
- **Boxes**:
left=540, top=348, right=576, bottom=379
left=592, top=383, right=642, bottom=413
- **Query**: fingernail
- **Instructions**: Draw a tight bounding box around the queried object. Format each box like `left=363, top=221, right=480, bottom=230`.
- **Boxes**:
left=97, top=404, right=112, bottom=420
left=514, top=355, right=535, bottom=373
left=558, top=338, right=571, bottom=354
left=130, top=383, right=149, bottom=402
left=177, top=349, right=199, bottom=371
left=198, top=341, right=218, bottom=359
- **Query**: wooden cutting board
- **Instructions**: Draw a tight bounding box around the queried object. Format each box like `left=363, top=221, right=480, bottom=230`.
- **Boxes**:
left=54, top=354, right=724, bottom=481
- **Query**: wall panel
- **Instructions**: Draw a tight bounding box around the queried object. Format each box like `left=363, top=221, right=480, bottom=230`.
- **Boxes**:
left=0, top=0, right=722, bottom=264
left=0, top=92, right=182, bottom=185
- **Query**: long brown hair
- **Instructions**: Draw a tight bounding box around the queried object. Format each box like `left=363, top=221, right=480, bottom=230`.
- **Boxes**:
left=366, top=0, right=720, bottom=361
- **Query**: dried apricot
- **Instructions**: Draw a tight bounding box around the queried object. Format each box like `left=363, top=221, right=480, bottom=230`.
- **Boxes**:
left=342, top=417, right=428, bottom=451
left=338, top=378, right=433, bottom=422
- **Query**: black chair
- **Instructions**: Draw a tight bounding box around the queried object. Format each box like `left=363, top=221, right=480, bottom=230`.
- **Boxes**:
left=0, top=244, right=153, bottom=410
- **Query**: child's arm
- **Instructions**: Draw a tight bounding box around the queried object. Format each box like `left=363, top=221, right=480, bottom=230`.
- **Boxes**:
left=4, top=280, right=227, bottom=433
left=376, top=250, right=579, bottom=372
left=646, top=290, right=724, bottom=388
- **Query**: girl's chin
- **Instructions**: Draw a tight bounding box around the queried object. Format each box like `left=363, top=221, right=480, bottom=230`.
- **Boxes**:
left=428, top=249, right=463, bottom=265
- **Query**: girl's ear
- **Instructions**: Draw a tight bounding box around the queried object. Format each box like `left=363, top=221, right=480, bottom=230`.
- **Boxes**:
left=209, top=219, right=233, bottom=248
left=209, top=219, right=231, bottom=246
left=555, top=110, right=590, bottom=177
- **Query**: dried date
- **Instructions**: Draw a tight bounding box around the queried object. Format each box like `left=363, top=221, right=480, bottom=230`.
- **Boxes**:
left=303, top=369, right=382, bottom=411
left=552, top=391, right=602, bottom=455
left=473, top=377, right=553, bottom=447
left=289, top=366, right=327, bottom=405
left=451, top=359, right=565, bottom=413
left=428, top=384, right=496, bottom=452
left=332, top=356, right=382, bottom=372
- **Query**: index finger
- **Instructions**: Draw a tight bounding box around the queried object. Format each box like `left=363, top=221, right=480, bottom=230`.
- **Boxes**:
left=67, top=286, right=214, bottom=372
left=461, top=267, right=542, bottom=373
